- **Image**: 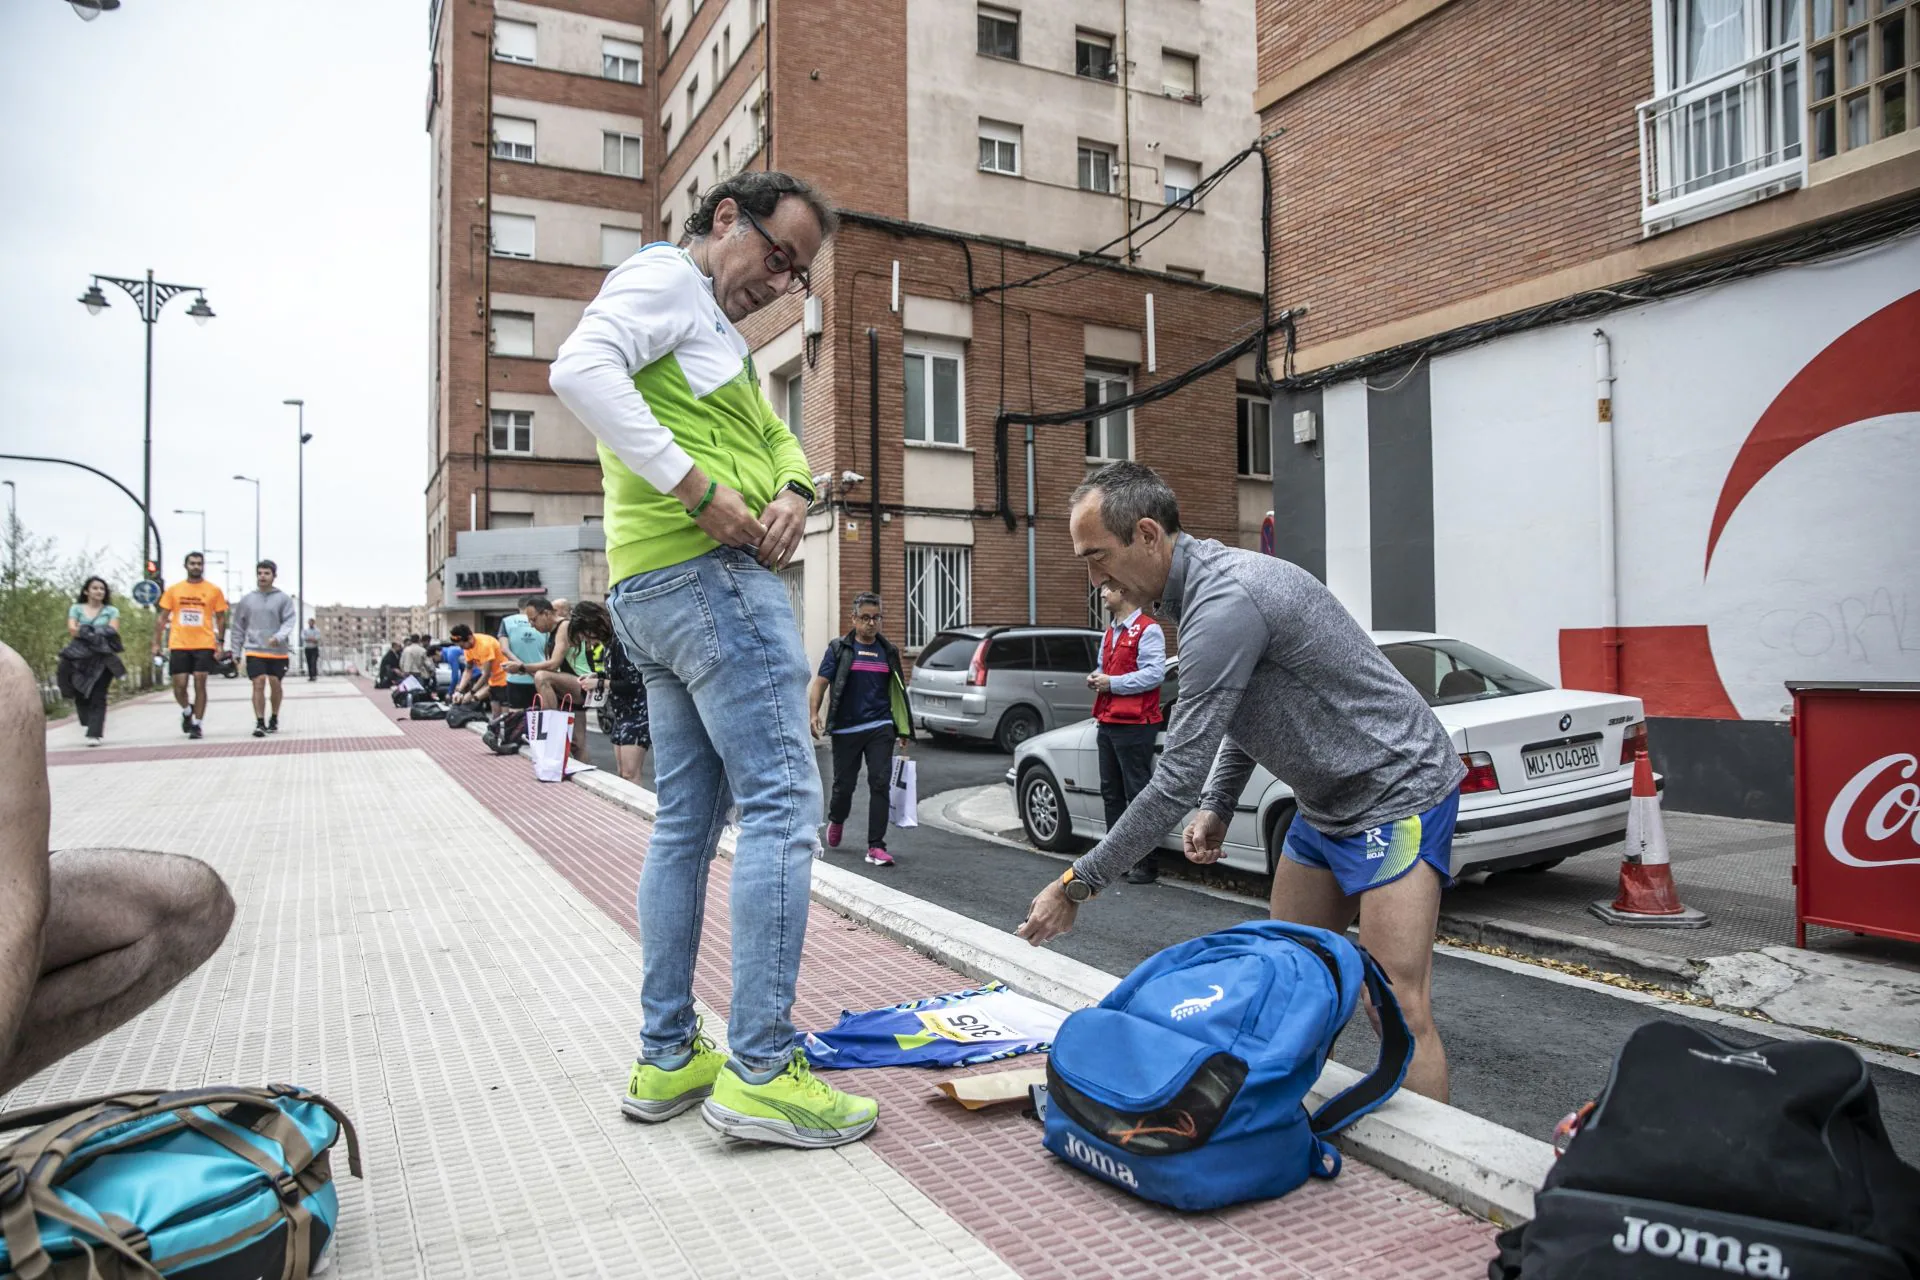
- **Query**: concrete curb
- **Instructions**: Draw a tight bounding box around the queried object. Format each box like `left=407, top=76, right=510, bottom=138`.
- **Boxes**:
left=568, top=766, right=1551, bottom=1225
left=1437, top=912, right=1703, bottom=988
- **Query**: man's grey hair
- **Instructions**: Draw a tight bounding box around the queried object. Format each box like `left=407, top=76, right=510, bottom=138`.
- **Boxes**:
left=686, top=170, right=838, bottom=241
left=1072, top=461, right=1182, bottom=545
left=852, top=592, right=883, bottom=613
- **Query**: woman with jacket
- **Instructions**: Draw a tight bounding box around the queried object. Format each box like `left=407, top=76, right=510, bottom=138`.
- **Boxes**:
left=60, top=576, right=124, bottom=745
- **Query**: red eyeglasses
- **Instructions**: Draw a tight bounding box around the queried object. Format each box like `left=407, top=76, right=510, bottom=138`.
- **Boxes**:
left=739, top=206, right=812, bottom=295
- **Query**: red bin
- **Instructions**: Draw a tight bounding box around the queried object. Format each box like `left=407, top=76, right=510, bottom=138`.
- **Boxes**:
left=1788, top=681, right=1920, bottom=947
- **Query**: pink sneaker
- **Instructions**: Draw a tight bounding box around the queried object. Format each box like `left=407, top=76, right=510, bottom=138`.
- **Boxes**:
left=865, top=847, right=894, bottom=867
left=826, top=823, right=844, bottom=848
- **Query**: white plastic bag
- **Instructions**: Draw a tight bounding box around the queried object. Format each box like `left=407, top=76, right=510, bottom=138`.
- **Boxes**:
left=528, top=707, right=574, bottom=783
left=889, top=756, right=918, bottom=828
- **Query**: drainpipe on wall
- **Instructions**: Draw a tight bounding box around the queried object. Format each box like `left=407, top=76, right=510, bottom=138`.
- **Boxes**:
left=1595, top=328, right=1620, bottom=693
left=868, top=326, right=881, bottom=594
left=1025, top=423, right=1037, bottom=625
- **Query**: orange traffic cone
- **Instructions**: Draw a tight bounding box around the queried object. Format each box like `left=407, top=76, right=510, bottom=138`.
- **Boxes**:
left=1587, top=748, right=1710, bottom=929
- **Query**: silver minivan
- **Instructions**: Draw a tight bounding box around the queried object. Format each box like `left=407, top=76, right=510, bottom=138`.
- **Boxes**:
left=908, top=626, right=1105, bottom=751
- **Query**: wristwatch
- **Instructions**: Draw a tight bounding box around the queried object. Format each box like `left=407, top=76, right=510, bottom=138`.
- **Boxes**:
left=782, top=479, right=816, bottom=504
left=1060, top=868, right=1095, bottom=903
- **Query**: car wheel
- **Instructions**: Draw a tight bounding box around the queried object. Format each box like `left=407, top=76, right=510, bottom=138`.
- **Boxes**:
left=1263, top=803, right=1297, bottom=876
left=995, top=706, right=1043, bottom=752
left=1514, top=857, right=1566, bottom=874
left=1019, top=767, right=1078, bottom=852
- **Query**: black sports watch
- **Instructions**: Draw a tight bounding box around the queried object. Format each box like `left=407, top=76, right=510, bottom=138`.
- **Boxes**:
left=782, top=480, right=816, bottom=504
left=1061, top=869, right=1095, bottom=903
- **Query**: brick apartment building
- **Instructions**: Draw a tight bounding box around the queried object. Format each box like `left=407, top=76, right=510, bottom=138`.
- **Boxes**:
left=1254, top=0, right=1920, bottom=817
left=313, top=604, right=435, bottom=673
left=423, top=0, right=653, bottom=630
left=423, top=0, right=1276, bottom=656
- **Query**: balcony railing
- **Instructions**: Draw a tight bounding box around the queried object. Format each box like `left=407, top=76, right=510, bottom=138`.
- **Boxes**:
left=1637, top=41, right=1805, bottom=231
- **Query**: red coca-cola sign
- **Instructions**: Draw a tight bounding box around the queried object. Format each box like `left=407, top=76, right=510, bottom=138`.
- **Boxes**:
left=1792, top=685, right=1920, bottom=946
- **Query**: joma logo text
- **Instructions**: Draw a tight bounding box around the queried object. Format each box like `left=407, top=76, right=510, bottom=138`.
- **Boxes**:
left=1613, top=1215, right=1790, bottom=1277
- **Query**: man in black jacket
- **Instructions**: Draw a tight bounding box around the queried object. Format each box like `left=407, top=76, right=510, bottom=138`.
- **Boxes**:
left=807, top=593, right=912, bottom=867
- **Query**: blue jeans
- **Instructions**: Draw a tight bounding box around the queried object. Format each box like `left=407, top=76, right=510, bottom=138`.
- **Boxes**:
left=607, top=546, right=820, bottom=1073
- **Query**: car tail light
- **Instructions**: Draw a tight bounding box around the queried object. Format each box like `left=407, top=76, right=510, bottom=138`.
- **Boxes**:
left=966, top=640, right=989, bottom=687
left=1620, top=720, right=1648, bottom=765
left=1459, top=751, right=1499, bottom=794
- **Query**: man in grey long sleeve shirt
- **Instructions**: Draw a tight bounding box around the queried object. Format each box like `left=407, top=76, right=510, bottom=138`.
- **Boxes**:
left=1017, top=463, right=1466, bottom=1099
left=229, top=560, right=298, bottom=737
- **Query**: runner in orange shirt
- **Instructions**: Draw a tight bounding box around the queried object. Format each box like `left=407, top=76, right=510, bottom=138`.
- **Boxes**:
left=154, top=552, right=230, bottom=740
left=449, top=624, right=507, bottom=708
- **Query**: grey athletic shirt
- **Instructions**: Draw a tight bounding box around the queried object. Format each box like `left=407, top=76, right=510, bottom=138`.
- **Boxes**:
left=230, top=589, right=297, bottom=657
left=1069, top=534, right=1465, bottom=892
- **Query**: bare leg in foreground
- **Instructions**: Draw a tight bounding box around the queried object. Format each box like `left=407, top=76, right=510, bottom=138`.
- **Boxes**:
left=0, top=644, right=235, bottom=1095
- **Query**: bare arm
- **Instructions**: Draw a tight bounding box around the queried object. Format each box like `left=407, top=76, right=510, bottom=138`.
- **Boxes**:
left=517, top=621, right=571, bottom=675
left=0, top=644, right=52, bottom=1067
left=152, top=608, right=171, bottom=653
left=807, top=676, right=829, bottom=737
left=67, top=613, right=80, bottom=638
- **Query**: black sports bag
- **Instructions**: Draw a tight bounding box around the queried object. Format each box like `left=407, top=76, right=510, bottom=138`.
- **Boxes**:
left=444, top=704, right=486, bottom=730
left=408, top=701, right=448, bottom=721
left=1491, top=1020, right=1920, bottom=1279
left=482, top=709, right=527, bottom=755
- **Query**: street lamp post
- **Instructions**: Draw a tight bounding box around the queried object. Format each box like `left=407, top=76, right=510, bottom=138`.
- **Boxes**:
left=233, top=475, right=260, bottom=568
left=284, top=399, right=308, bottom=625
left=172, top=507, right=207, bottom=558
left=80, top=270, right=214, bottom=578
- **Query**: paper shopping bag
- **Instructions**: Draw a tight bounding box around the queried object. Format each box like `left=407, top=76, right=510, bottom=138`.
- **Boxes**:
left=528, top=707, right=574, bottom=783
left=889, top=756, right=919, bottom=828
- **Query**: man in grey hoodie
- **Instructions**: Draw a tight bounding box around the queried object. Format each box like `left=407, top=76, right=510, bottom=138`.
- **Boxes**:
left=229, top=560, right=298, bottom=738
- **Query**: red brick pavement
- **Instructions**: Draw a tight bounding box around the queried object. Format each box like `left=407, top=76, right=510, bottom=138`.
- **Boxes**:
left=358, top=680, right=1497, bottom=1279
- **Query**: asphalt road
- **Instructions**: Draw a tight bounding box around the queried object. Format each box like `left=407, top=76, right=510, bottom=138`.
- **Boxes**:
left=576, top=723, right=1920, bottom=1159
left=579, top=722, right=1014, bottom=800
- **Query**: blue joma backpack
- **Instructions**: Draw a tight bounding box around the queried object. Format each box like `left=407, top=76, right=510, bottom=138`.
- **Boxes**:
left=0, top=1084, right=359, bottom=1279
left=1042, top=920, right=1412, bottom=1211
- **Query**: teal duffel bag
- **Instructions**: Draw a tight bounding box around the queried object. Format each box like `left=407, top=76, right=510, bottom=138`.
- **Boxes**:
left=0, top=1084, right=360, bottom=1279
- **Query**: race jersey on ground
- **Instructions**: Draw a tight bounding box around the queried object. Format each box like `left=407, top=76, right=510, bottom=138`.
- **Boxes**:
left=802, top=983, right=1066, bottom=1070
left=158, top=580, right=228, bottom=651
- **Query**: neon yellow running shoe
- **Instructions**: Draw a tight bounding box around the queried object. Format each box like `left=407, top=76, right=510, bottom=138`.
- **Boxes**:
left=701, top=1050, right=879, bottom=1149
left=621, top=1024, right=725, bottom=1122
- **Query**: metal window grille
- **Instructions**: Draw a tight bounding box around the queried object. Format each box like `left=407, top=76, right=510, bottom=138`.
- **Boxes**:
left=905, top=545, right=970, bottom=649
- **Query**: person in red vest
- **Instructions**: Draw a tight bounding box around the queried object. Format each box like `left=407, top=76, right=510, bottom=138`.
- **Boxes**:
left=1088, top=582, right=1167, bottom=884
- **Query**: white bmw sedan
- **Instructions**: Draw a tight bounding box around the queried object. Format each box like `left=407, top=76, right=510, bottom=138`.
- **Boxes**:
left=1005, top=632, right=1652, bottom=878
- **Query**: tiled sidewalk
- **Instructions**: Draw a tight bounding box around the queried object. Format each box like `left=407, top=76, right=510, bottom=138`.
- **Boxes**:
left=13, top=677, right=1496, bottom=1278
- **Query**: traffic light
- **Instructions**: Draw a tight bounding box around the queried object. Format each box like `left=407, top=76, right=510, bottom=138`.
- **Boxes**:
left=144, top=559, right=159, bottom=580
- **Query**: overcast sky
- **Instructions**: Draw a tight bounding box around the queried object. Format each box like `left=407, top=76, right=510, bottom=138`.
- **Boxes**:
left=0, top=0, right=429, bottom=610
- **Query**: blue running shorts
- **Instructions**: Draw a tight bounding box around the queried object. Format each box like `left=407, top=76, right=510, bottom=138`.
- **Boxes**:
left=1282, top=788, right=1461, bottom=896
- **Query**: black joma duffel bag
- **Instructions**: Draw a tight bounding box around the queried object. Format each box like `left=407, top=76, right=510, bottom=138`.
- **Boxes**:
left=1492, top=1020, right=1920, bottom=1279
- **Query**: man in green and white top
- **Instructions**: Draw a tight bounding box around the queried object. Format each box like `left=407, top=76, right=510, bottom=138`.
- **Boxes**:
left=551, top=170, right=877, bottom=1150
